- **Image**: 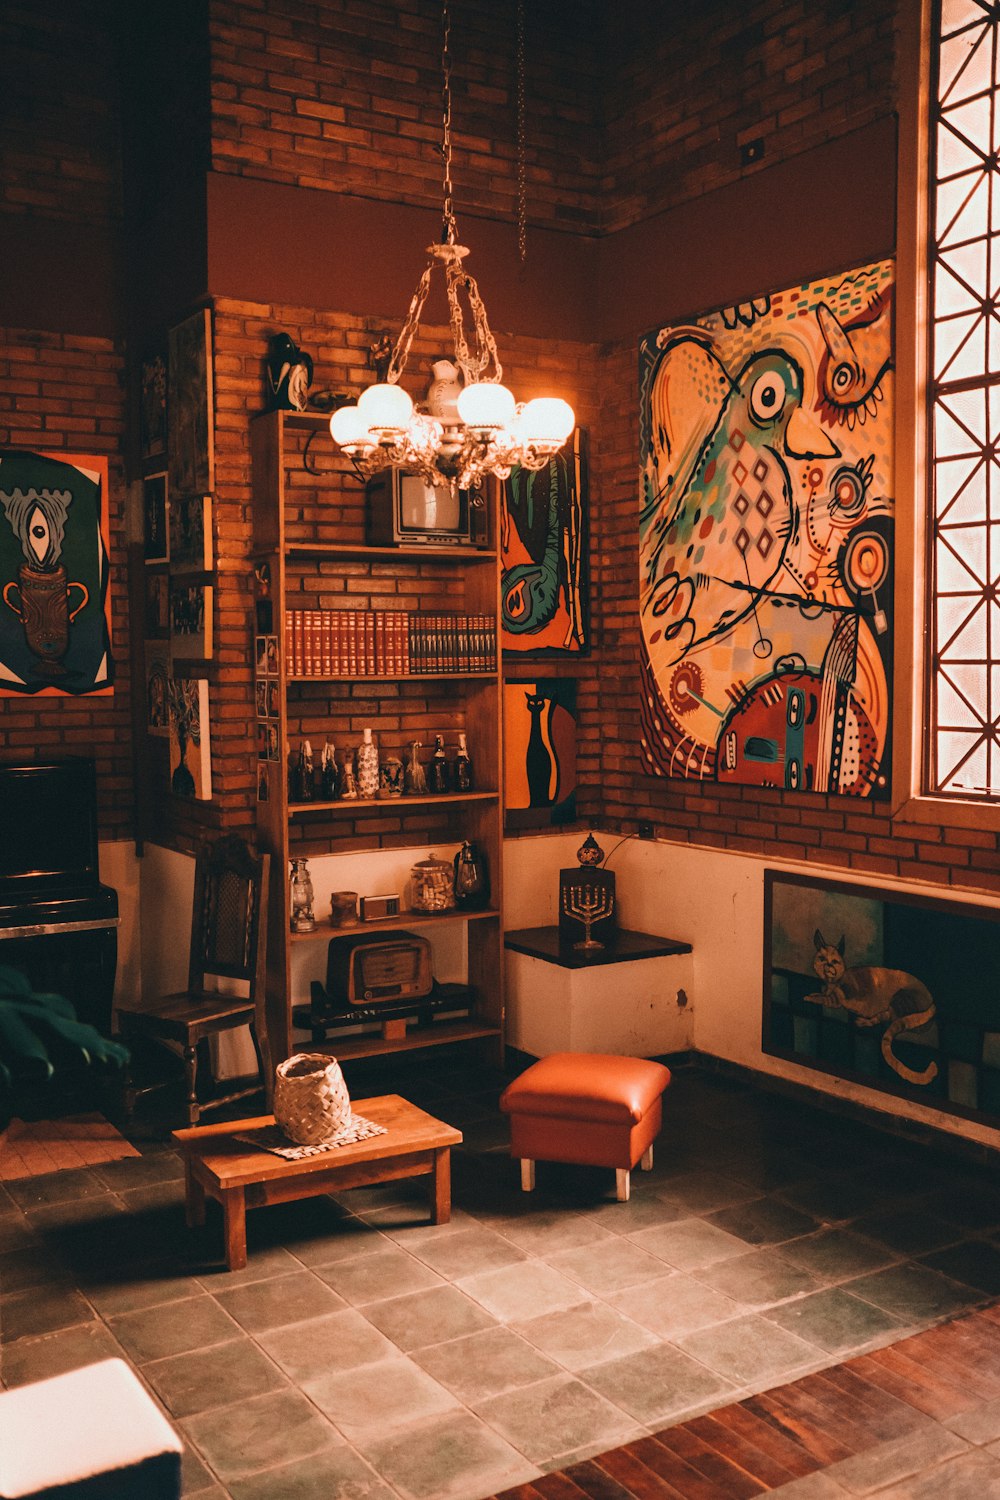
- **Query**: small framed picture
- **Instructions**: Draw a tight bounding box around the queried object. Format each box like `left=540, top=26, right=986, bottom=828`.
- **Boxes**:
left=145, top=645, right=171, bottom=737
left=255, top=680, right=268, bottom=718
left=255, top=635, right=268, bottom=674
left=169, top=579, right=213, bottom=660
left=267, top=680, right=280, bottom=718
left=266, top=724, right=280, bottom=762
left=169, top=493, right=213, bottom=573
left=140, top=348, right=167, bottom=463
left=142, top=473, right=169, bottom=564
left=265, top=635, right=279, bottom=674
left=144, top=570, right=170, bottom=640
left=257, top=723, right=268, bottom=760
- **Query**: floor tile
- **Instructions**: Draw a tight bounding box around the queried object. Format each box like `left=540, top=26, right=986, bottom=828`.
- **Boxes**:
left=845, top=1262, right=985, bottom=1323
left=654, top=1169, right=760, bottom=1214
left=869, top=1447, right=1000, bottom=1499
left=945, top=1398, right=1000, bottom=1445
left=826, top=1421, right=969, bottom=1493
left=81, top=1267, right=205, bottom=1317
left=0, top=1321, right=125, bottom=1387
left=461, top=1260, right=588, bottom=1322
left=628, top=1215, right=749, bottom=1270
left=412, top=1324, right=561, bottom=1402
left=354, top=1408, right=538, bottom=1500
left=214, top=1271, right=345, bottom=1333
left=256, top=1307, right=397, bottom=1382
left=490, top=1209, right=617, bottom=1256
left=108, top=1293, right=239, bottom=1362
left=180, top=1389, right=340, bottom=1484
left=513, top=1298, right=658, bottom=1370
left=677, top=1310, right=823, bottom=1385
left=692, top=1246, right=821, bottom=1306
left=920, top=1239, right=1000, bottom=1295
left=406, top=1223, right=528, bottom=1279
left=781, top=1227, right=900, bottom=1282
left=475, top=1373, right=639, bottom=1466
left=360, top=1282, right=497, bottom=1350
left=578, top=1340, right=737, bottom=1425
left=606, top=1269, right=743, bottom=1339
left=144, top=1336, right=288, bottom=1416
left=763, top=1286, right=907, bottom=1354
left=706, top=1195, right=820, bottom=1247
left=313, top=1244, right=442, bottom=1304
left=545, top=1235, right=673, bottom=1296
left=304, top=1355, right=458, bottom=1439
left=850, top=1208, right=966, bottom=1257
left=227, top=1446, right=396, bottom=1499
left=0, top=1283, right=96, bottom=1343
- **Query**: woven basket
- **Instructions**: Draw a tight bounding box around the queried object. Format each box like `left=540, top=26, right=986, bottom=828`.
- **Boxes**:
left=273, top=1052, right=352, bottom=1145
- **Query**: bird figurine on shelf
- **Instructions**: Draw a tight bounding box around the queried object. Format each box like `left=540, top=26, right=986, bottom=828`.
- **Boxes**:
left=265, top=333, right=313, bottom=411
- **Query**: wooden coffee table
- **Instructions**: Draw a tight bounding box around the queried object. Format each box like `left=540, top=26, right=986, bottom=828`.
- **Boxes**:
left=172, top=1094, right=462, bottom=1270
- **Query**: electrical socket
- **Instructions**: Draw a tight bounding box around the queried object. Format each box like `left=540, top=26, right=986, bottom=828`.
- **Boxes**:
left=638, top=821, right=654, bottom=840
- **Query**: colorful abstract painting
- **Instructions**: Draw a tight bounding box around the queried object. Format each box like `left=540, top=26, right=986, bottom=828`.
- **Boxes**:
left=764, top=870, right=1000, bottom=1125
left=639, top=261, right=894, bottom=797
left=504, top=677, right=577, bottom=829
left=501, top=429, right=588, bottom=656
left=0, top=449, right=114, bottom=696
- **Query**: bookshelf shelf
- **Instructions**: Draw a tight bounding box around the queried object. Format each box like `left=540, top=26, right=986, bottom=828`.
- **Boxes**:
left=251, top=408, right=506, bottom=1068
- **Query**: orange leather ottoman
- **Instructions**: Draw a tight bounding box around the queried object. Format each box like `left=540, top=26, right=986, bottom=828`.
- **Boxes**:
left=499, top=1052, right=671, bottom=1202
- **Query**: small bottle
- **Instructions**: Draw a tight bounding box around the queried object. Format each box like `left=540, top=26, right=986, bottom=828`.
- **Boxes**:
left=454, top=731, right=473, bottom=792
left=427, top=733, right=449, bottom=794
left=295, top=740, right=313, bottom=802
left=320, top=740, right=340, bottom=800
left=355, top=726, right=379, bottom=799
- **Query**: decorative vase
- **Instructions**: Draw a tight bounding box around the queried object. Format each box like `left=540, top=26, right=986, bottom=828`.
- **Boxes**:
left=379, top=755, right=403, bottom=797
left=320, top=740, right=340, bottom=800
left=355, top=727, right=379, bottom=799
left=425, top=358, right=462, bottom=426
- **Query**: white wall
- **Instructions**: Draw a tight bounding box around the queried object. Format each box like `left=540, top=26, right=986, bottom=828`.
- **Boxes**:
left=504, top=832, right=1000, bottom=1153
left=98, top=840, right=141, bottom=1012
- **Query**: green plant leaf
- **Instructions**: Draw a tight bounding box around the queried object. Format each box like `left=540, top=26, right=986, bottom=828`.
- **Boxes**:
left=0, top=1004, right=55, bottom=1082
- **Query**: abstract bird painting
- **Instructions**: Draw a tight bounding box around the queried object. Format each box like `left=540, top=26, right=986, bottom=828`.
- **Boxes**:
left=638, top=261, right=895, bottom=798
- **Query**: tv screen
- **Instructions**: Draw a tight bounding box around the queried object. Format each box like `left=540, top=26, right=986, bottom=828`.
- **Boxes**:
left=0, top=757, right=99, bottom=894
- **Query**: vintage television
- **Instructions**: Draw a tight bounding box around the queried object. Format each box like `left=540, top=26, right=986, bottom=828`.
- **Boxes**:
left=366, top=470, right=490, bottom=548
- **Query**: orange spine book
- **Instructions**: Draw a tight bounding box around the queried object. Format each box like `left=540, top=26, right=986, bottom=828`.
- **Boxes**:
left=398, top=611, right=410, bottom=674
left=374, top=609, right=386, bottom=674
left=364, top=610, right=376, bottom=674
left=487, top=612, right=497, bottom=671
left=292, top=610, right=305, bottom=676
left=347, top=611, right=359, bottom=676
left=285, top=609, right=295, bottom=675
left=457, top=614, right=470, bottom=672
left=320, top=611, right=333, bottom=676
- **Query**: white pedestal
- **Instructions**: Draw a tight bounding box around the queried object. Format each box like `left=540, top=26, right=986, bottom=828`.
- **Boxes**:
left=505, top=927, right=694, bottom=1058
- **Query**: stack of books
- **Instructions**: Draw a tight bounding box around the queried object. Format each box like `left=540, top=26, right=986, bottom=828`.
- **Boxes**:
left=284, top=609, right=497, bottom=677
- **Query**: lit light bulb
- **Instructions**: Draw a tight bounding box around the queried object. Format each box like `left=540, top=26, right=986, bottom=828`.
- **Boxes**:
left=357, top=382, right=414, bottom=435
left=519, top=397, right=575, bottom=446
left=457, top=382, right=517, bottom=432
left=329, top=405, right=373, bottom=449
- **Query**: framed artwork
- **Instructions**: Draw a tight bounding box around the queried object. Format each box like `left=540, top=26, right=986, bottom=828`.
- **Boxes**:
left=0, top=449, right=114, bottom=696
left=145, top=644, right=171, bottom=737
left=764, top=870, right=1000, bottom=1126
left=168, top=676, right=211, bottom=799
left=139, top=348, right=167, bottom=463
left=169, top=579, right=212, bottom=660
left=144, top=569, right=170, bottom=640
left=638, top=259, right=895, bottom=798
left=168, top=492, right=212, bottom=573
left=503, top=676, right=577, bottom=829
left=255, top=679, right=268, bottom=718
left=501, top=427, right=589, bottom=656
left=167, top=308, right=214, bottom=496
left=142, top=472, right=168, bottom=564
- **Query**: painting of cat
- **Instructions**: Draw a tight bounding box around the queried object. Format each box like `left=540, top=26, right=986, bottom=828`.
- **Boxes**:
left=804, top=930, right=938, bottom=1086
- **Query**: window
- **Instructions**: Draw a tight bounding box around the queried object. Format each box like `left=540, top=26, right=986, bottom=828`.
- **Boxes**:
left=928, top=0, right=1000, bottom=798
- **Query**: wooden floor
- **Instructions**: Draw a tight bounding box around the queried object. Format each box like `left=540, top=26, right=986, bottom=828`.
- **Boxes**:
left=493, top=1302, right=1000, bottom=1498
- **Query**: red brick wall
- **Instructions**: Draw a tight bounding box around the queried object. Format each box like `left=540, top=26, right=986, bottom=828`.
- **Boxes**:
left=0, top=328, right=133, bottom=842
left=208, top=0, right=602, bottom=235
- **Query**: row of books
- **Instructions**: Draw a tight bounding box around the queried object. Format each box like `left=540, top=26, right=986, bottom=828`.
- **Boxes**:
left=284, top=609, right=498, bottom=677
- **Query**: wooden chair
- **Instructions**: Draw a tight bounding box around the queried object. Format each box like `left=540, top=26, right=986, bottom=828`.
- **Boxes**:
left=120, top=833, right=271, bottom=1126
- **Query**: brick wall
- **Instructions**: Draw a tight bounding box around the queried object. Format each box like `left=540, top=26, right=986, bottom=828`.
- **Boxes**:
left=0, top=328, right=133, bottom=842
left=600, top=0, right=898, bottom=233
left=208, top=0, right=602, bottom=235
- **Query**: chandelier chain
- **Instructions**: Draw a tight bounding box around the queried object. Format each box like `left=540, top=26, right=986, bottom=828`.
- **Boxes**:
left=440, top=0, right=456, bottom=246
left=516, top=0, right=527, bottom=266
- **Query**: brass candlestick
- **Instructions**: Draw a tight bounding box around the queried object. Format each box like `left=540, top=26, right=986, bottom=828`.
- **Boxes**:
left=563, top=882, right=615, bottom=951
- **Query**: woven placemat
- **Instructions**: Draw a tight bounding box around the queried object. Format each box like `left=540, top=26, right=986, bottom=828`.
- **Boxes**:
left=233, top=1115, right=387, bottom=1159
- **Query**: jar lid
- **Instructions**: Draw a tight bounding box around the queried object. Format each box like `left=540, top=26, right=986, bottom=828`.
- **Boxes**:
left=413, top=853, right=450, bottom=870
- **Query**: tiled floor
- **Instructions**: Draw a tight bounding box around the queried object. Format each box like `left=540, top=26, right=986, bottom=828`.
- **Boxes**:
left=3, top=1058, right=1000, bottom=1500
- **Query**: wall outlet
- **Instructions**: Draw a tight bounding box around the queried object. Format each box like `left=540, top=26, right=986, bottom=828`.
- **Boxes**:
left=638, top=821, right=654, bottom=840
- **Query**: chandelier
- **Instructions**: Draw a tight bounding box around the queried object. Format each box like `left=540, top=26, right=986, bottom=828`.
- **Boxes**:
left=329, top=0, right=574, bottom=492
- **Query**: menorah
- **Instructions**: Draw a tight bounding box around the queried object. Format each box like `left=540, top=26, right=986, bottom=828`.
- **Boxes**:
left=562, top=881, right=615, bottom=951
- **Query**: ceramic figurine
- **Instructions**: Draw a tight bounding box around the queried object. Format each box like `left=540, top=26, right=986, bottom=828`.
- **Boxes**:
left=379, top=754, right=403, bottom=797
left=266, top=333, right=313, bottom=412
left=341, top=756, right=358, bottom=799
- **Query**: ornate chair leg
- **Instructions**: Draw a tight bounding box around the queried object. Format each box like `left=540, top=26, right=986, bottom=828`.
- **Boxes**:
left=183, top=1044, right=200, bottom=1125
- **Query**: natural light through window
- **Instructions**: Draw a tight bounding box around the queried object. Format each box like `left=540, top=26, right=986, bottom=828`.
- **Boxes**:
left=929, top=0, right=1000, bottom=797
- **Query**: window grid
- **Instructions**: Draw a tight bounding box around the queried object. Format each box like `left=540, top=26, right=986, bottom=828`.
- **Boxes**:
left=928, top=0, right=1000, bottom=799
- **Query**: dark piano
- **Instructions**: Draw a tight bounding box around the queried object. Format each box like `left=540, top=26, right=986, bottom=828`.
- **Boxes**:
left=0, top=757, right=119, bottom=1037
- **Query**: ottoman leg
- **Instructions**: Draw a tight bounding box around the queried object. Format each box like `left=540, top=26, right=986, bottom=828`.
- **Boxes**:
left=640, top=1144, right=653, bottom=1171
left=616, top=1168, right=630, bottom=1202
left=520, top=1159, right=535, bottom=1192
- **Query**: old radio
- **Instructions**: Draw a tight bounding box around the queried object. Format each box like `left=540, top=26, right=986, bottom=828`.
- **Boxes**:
left=318, top=930, right=433, bottom=1010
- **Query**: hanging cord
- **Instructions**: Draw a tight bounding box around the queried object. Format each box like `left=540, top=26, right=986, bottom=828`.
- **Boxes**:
left=516, top=0, right=527, bottom=268
left=599, top=831, right=639, bottom=869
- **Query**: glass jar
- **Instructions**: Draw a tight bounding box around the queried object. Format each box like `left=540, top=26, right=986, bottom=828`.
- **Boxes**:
left=410, top=852, right=456, bottom=913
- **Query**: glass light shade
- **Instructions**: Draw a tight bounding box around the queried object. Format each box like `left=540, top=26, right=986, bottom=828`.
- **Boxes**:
left=519, top=396, right=575, bottom=445
left=357, top=382, right=414, bottom=432
left=329, top=405, right=373, bottom=448
left=457, top=381, right=516, bottom=430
